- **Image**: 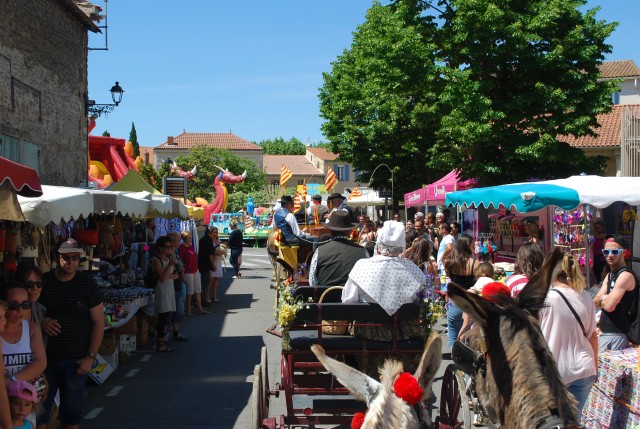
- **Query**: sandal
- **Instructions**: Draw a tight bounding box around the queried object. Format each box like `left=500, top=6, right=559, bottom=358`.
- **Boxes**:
left=156, top=340, right=173, bottom=353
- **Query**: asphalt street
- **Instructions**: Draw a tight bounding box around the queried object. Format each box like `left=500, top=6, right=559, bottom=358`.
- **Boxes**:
left=82, top=245, right=467, bottom=428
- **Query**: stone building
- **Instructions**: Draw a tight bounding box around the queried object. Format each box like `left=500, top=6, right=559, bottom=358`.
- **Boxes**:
left=154, top=132, right=263, bottom=170
left=0, top=0, right=99, bottom=186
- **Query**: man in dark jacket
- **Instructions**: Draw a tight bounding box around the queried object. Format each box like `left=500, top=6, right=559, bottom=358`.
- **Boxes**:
left=309, top=211, right=367, bottom=287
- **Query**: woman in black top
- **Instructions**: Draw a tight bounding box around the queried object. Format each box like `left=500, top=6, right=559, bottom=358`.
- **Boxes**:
left=227, top=220, right=244, bottom=278
left=444, top=234, right=477, bottom=348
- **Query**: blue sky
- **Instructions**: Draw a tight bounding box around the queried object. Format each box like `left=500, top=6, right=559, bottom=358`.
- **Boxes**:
left=88, top=1, right=640, bottom=149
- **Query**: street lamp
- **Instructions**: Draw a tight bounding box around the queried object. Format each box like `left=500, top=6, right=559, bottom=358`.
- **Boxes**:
left=86, top=81, right=124, bottom=118
left=367, top=164, right=394, bottom=221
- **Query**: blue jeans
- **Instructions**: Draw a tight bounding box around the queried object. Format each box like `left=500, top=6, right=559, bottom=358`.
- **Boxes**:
left=230, top=248, right=242, bottom=276
left=172, top=282, right=187, bottom=324
left=567, top=375, right=596, bottom=420
left=447, top=302, right=463, bottom=350
left=38, top=359, right=89, bottom=426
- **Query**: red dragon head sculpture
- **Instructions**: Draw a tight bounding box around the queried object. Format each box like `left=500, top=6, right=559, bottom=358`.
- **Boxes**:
left=171, top=162, right=197, bottom=180
left=215, top=165, right=247, bottom=184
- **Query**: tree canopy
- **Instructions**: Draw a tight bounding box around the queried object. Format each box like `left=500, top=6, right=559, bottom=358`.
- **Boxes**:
left=258, top=137, right=306, bottom=154
left=320, top=0, right=617, bottom=192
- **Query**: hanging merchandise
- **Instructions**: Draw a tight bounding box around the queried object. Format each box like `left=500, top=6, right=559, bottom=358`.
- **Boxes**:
left=552, top=206, right=594, bottom=268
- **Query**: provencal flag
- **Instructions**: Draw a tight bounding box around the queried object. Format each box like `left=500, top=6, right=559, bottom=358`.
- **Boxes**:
left=280, top=164, right=293, bottom=187
left=325, top=166, right=338, bottom=192
left=348, top=187, right=362, bottom=200
left=293, top=192, right=301, bottom=212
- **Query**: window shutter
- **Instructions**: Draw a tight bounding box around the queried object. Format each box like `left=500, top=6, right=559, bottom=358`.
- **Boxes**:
left=344, top=164, right=350, bottom=181
left=22, top=141, right=40, bottom=172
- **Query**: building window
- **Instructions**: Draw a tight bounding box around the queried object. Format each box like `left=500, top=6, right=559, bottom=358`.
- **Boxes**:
left=0, top=134, right=20, bottom=162
left=336, top=165, right=346, bottom=181
left=612, top=92, right=620, bottom=104
left=272, top=180, right=279, bottom=185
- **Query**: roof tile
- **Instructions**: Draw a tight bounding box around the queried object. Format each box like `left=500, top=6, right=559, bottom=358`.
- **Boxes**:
left=558, top=105, right=640, bottom=148
left=156, top=132, right=262, bottom=151
left=306, top=146, right=339, bottom=161
left=598, top=60, right=640, bottom=79
left=263, top=155, right=323, bottom=176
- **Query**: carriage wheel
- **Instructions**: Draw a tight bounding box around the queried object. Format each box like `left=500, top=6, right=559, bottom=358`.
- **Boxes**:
left=437, top=364, right=472, bottom=429
left=251, top=364, right=263, bottom=429
left=260, top=346, right=272, bottom=420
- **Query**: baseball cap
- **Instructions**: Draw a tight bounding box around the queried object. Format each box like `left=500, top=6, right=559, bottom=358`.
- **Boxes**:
left=57, top=238, right=86, bottom=256
left=606, top=235, right=629, bottom=249
left=7, top=380, right=37, bottom=402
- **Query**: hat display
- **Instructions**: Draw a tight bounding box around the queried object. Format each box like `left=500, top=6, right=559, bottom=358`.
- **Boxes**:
left=312, top=194, right=322, bottom=201
left=7, top=380, right=37, bottom=402
left=57, top=238, right=85, bottom=256
left=279, top=195, right=294, bottom=204
left=326, top=211, right=359, bottom=232
left=328, top=192, right=345, bottom=201
left=376, top=220, right=406, bottom=248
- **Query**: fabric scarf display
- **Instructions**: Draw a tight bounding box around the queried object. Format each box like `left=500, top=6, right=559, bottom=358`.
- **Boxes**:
left=154, top=218, right=192, bottom=240
left=348, top=255, right=425, bottom=316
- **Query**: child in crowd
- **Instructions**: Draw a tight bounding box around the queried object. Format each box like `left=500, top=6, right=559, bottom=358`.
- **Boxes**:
left=470, top=262, right=495, bottom=295
left=8, top=381, right=38, bottom=429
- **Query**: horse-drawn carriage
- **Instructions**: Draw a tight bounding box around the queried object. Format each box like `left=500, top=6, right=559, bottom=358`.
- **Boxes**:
left=253, top=249, right=601, bottom=429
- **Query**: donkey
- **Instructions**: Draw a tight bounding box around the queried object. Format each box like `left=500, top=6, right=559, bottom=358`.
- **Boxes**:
left=311, top=331, right=442, bottom=429
left=448, top=248, right=581, bottom=429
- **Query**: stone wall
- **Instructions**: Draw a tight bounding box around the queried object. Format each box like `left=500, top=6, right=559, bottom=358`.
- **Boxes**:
left=0, top=0, right=89, bottom=186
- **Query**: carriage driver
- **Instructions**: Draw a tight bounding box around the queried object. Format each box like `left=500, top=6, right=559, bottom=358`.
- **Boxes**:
left=273, top=195, right=315, bottom=246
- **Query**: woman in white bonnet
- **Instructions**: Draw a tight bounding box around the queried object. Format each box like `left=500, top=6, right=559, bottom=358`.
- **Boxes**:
left=342, top=220, right=426, bottom=341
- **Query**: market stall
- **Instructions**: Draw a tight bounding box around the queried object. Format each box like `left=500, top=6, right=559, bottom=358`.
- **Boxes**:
left=0, top=156, right=43, bottom=221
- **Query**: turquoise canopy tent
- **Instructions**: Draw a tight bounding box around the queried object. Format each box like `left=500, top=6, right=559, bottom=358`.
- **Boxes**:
left=445, top=183, right=580, bottom=213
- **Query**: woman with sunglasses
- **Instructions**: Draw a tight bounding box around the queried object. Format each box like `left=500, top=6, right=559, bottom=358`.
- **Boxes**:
left=1, top=281, right=46, bottom=427
left=15, top=265, right=46, bottom=325
left=595, top=236, right=638, bottom=352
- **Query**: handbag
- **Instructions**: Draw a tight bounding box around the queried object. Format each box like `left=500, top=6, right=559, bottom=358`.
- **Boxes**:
left=30, top=373, right=49, bottom=403
left=550, top=288, right=587, bottom=337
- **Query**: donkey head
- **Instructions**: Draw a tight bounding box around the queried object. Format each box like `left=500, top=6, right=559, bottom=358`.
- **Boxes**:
left=448, top=248, right=579, bottom=429
left=311, top=331, right=442, bottom=429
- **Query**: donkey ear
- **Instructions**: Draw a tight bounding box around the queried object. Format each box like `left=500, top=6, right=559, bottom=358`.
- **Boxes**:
left=413, top=331, right=442, bottom=398
left=311, top=344, right=381, bottom=406
left=448, top=283, right=492, bottom=331
left=515, top=248, right=564, bottom=319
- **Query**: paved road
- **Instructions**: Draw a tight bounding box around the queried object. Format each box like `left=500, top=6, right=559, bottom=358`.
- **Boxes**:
left=83, top=246, right=280, bottom=429
left=82, top=246, right=473, bottom=428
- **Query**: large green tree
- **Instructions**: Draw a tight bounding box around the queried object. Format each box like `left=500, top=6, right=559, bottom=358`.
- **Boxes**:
left=319, top=1, right=445, bottom=198
left=430, top=0, right=617, bottom=184
left=174, top=145, right=265, bottom=204
left=258, top=137, right=306, bottom=154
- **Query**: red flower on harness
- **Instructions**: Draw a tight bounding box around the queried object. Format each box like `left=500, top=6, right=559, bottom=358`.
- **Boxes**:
left=393, top=372, right=423, bottom=405
left=481, top=282, right=511, bottom=301
left=351, top=412, right=366, bottom=429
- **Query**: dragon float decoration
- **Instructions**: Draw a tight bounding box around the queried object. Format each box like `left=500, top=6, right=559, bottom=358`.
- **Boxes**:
left=202, top=165, right=247, bottom=222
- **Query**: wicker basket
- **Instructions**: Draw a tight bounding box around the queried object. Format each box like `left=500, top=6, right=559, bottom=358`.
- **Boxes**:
left=320, top=286, right=348, bottom=335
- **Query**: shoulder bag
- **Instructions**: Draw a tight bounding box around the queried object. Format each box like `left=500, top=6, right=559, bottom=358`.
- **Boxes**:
left=550, top=288, right=587, bottom=337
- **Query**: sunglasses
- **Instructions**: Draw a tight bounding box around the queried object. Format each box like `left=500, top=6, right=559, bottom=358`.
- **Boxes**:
left=59, top=254, right=80, bottom=262
left=602, top=249, right=623, bottom=257
left=24, top=281, right=43, bottom=289
left=7, top=301, right=32, bottom=311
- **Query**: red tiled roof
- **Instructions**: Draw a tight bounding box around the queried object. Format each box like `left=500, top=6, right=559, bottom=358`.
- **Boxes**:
left=558, top=105, right=640, bottom=148
left=156, top=132, right=261, bottom=151
left=263, top=155, right=323, bottom=176
left=598, top=60, right=640, bottom=79
left=306, top=146, right=339, bottom=161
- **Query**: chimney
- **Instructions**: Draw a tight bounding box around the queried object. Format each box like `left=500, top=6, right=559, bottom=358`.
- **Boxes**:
left=167, top=136, right=175, bottom=146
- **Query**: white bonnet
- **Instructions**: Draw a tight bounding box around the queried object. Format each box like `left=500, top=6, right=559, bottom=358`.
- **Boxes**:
left=376, top=220, right=405, bottom=248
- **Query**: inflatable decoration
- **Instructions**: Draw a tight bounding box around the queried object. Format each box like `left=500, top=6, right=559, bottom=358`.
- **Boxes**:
left=203, top=165, right=247, bottom=223
left=170, top=162, right=197, bottom=180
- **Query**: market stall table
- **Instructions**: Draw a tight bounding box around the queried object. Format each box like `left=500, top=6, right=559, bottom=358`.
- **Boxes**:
left=582, top=347, right=640, bottom=427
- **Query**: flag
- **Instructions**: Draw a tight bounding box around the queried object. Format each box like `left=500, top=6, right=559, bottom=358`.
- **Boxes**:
left=301, top=180, right=308, bottom=202
left=325, top=166, right=338, bottom=192
left=293, top=192, right=301, bottom=212
left=313, top=205, right=320, bottom=225
left=280, top=164, right=293, bottom=187
left=348, top=187, right=362, bottom=201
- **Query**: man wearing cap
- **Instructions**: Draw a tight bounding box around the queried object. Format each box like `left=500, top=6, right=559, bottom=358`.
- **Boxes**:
left=595, top=235, right=638, bottom=352
left=327, top=192, right=356, bottom=224
left=306, top=194, right=329, bottom=224
left=39, top=239, right=104, bottom=429
left=308, top=211, right=368, bottom=287
left=273, top=195, right=314, bottom=246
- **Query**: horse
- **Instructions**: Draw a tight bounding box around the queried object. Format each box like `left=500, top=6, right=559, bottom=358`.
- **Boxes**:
left=311, top=331, right=442, bottom=429
left=448, top=248, right=581, bottom=429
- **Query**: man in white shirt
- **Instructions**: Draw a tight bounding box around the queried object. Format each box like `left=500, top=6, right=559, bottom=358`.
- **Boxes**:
left=437, top=222, right=455, bottom=274
left=272, top=195, right=311, bottom=245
